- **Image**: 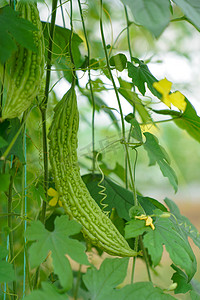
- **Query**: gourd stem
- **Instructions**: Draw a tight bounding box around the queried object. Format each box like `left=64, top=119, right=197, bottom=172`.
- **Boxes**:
left=0, top=65, right=5, bottom=118
left=35, top=0, right=57, bottom=288
left=139, top=236, right=152, bottom=282
left=131, top=236, right=139, bottom=283
left=69, top=0, right=77, bottom=87
left=99, top=0, right=125, bottom=139
left=39, top=0, right=57, bottom=222
left=124, top=4, right=133, bottom=189
left=7, top=160, right=17, bottom=299
left=73, top=264, right=82, bottom=300
left=124, top=5, right=132, bottom=61
left=42, top=0, right=58, bottom=109
left=77, top=0, right=96, bottom=173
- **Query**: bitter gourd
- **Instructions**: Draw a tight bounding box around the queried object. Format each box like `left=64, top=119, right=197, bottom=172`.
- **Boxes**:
left=2, top=2, right=45, bottom=120
left=48, top=86, right=138, bottom=257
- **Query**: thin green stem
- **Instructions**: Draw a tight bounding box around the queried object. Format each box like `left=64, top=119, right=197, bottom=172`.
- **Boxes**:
left=69, top=0, right=77, bottom=86
left=99, top=0, right=125, bottom=139
left=139, top=236, right=152, bottom=282
left=124, top=5, right=132, bottom=60
left=59, top=0, right=66, bottom=28
left=7, top=161, right=17, bottom=300
left=77, top=0, right=96, bottom=173
left=35, top=0, right=58, bottom=288
left=73, top=264, right=82, bottom=300
left=41, top=0, right=58, bottom=110
left=0, top=64, right=5, bottom=118
left=131, top=236, right=139, bottom=283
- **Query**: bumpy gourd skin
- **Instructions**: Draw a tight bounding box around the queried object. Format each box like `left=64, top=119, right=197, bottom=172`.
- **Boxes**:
left=2, top=2, right=45, bottom=120
left=48, top=87, right=138, bottom=257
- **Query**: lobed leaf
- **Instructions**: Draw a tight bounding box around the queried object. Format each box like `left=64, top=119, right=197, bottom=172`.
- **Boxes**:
left=25, top=215, right=89, bottom=290
left=143, top=210, right=197, bottom=280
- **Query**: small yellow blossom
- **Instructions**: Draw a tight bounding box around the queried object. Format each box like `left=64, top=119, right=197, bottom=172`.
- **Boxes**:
left=153, top=78, right=186, bottom=111
left=47, top=188, right=62, bottom=207
left=135, top=214, right=155, bottom=230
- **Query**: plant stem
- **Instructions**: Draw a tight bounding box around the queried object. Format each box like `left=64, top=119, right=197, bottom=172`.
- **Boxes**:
left=7, top=161, right=17, bottom=299
left=131, top=236, right=139, bottom=283
left=34, top=0, right=57, bottom=288
left=73, top=264, right=82, bottom=300
left=139, top=236, right=152, bottom=282
left=39, top=0, right=57, bottom=223
left=69, top=0, right=77, bottom=87
left=77, top=0, right=96, bottom=173
left=124, top=5, right=132, bottom=61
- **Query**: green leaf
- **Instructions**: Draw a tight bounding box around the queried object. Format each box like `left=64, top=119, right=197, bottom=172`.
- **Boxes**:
left=125, top=219, right=152, bottom=239
left=25, top=215, right=89, bottom=290
left=0, top=246, right=15, bottom=283
left=0, top=119, right=25, bottom=162
left=125, top=113, right=143, bottom=142
left=171, top=266, right=193, bottom=294
left=0, top=173, right=9, bottom=191
left=164, top=198, right=200, bottom=249
left=42, top=22, right=83, bottom=83
left=173, top=0, right=200, bottom=31
left=83, top=257, right=129, bottom=300
left=109, top=53, right=127, bottom=72
left=143, top=210, right=196, bottom=280
left=108, top=282, right=176, bottom=299
left=121, top=0, right=170, bottom=37
left=153, top=99, right=200, bottom=143
left=23, top=282, right=68, bottom=300
left=127, top=60, right=160, bottom=96
left=143, top=132, right=178, bottom=192
left=0, top=5, right=38, bottom=64
left=82, top=173, right=167, bottom=221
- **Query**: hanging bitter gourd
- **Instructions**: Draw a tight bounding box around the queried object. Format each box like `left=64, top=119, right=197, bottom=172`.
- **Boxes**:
left=48, top=86, right=138, bottom=257
left=2, top=2, right=45, bottom=120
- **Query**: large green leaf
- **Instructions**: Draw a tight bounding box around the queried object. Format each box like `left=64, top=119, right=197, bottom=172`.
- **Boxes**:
left=23, top=282, right=68, bottom=300
left=83, top=258, right=175, bottom=300
left=165, top=198, right=200, bottom=249
left=121, top=0, right=170, bottom=37
left=42, top=22, right=83, bottom=83
left=0, top=246, right=15, bottom=283
left=82, top=173, right=167, bottom=221
left=153, top=99, right=200, bottom=143
left=0, top=5, right=38, bottom=64
left=127, top=59, right=160, bottom=97
left=25, top=216, right=89, bottom=290
left=108, top=282, right=176, bottom=300
left=173, top=0, right=200, bottom=30
left=143, top=132, right=178, bottom=192
left=83, top=257, right=129, bottom=300
left=143, top=210, right=196, bottom=281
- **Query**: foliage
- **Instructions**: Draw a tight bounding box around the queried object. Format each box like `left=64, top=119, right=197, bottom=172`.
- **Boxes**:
left=0, top=0, right=200, bottom=299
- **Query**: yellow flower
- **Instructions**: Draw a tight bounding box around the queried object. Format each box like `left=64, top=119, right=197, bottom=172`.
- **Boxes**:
left=47, top=188, right=62, bottom=207
left=135, top=214, right=155, bottom=230
left=153, top=78, right=186, bottom=111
